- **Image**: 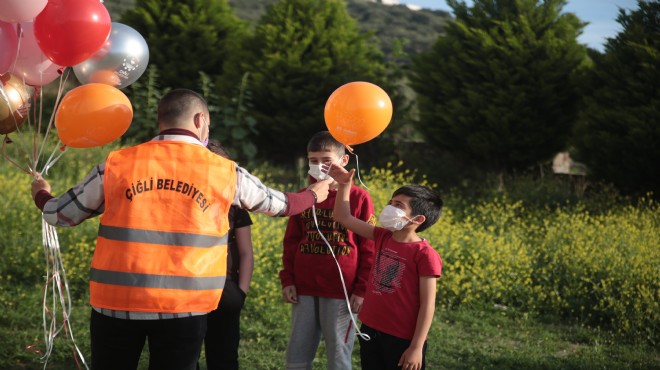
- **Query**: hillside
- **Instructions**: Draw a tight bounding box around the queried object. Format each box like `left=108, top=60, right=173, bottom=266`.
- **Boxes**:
left=104, top=0, right=451, bottom=60
left=228, top=0, right=450, bottom=58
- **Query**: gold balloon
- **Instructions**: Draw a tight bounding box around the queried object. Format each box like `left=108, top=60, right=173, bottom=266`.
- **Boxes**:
left=0, top=72, right=31, bottom=134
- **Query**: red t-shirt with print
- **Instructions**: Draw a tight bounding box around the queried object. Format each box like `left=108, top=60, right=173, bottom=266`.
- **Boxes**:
left=359, top=226, right=442, bottom=340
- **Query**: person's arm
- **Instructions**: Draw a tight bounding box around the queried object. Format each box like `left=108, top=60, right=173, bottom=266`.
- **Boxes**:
left=328, top=166, right=375, bottom=240
left=31, top=164, right=106, bottom=226
left=235, top=225, right=253, bottom=294
left=280, top=216, right=302, bottom=304
left=350, top=191, right=377, bottom=312
left=233, top=166, right=331, bottom=216
left=398, top=276, right=437, bottom=370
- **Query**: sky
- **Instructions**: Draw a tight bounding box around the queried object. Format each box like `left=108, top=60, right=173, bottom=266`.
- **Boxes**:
left=397, top=0, right=640, bottom=51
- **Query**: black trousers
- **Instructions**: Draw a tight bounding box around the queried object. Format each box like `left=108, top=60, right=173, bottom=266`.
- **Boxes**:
left=203, top=280, right=247, bottom=370
left=90, top=309, right=207, bottom=370
left=359, top=323, right=428, bottom=370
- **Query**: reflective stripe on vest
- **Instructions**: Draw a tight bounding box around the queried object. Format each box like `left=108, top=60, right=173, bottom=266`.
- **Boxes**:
left=90, top=268, right=226, bottom=290
left=90, top=141, right=237, bottom=313
left=98, top=224, right=228, bottom=248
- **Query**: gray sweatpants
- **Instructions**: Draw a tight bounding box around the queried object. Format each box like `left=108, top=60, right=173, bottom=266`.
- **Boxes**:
left=285, top=295, right=355, bottom=370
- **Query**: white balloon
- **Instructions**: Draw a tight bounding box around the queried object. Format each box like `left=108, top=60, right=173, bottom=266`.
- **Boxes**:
left=73, top=22, right=149, bottom=89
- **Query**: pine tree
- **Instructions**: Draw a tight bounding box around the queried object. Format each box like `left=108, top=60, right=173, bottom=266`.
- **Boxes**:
left=120, top=0, right=248, bottom=90
left=242, top=0, right=387, bottom=163
left=572, top=0, right=660, bottom=195
left=410, top=0, right=586, bottom=176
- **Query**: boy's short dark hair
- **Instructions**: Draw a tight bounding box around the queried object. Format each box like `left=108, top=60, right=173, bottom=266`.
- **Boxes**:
left=393, top=185, right=443, bottom=232
left=307, top=131, right=345, bottom=157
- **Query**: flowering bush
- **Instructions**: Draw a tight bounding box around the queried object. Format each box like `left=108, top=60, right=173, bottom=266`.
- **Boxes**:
left=1, top=157, right=657, bottom=344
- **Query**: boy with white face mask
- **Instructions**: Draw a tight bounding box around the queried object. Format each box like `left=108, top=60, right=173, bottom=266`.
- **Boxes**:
left=279, top=131, right=376, bottom=370
left=327, top=164, right=443, bottom=370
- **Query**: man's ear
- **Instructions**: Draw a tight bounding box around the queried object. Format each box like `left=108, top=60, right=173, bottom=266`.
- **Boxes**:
left=194, top=113, right=202, bottom=129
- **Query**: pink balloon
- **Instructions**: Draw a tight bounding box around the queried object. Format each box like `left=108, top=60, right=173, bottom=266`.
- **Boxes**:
left=11, top=22, right=64, bottom=86
left=0, top=0, right=48, bottom=23
left=0, top=21, right=19, bottom=74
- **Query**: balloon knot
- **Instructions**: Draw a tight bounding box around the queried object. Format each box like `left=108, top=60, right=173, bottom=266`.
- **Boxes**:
left=344, top=144, right=354, bottom=153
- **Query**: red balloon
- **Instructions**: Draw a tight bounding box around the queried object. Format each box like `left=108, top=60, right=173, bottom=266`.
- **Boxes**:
left=34, top=0, right=111, bottom=67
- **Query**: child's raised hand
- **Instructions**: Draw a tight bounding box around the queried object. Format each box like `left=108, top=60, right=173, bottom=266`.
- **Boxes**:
left=323, top=163, right=354, bottom=185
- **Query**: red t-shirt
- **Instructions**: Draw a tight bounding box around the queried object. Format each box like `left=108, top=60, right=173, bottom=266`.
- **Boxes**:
left=279, top=185, right=376, bottom=298
left=359, top=226, right=442, bottom=340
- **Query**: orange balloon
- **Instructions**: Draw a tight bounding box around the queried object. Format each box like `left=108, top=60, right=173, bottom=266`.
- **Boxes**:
left=324, top=81, right=392, bottom=146
left=0, top=72, right=32, bottom=134
left=55, top=83, right=133, bottom=148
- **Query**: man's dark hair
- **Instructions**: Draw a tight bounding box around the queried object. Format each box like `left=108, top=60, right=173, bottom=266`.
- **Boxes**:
left=157, top=88, right=207, bottom=127
left=392, top=185, right=443, bottom=232
left=307, top=131, right=345, bottom=156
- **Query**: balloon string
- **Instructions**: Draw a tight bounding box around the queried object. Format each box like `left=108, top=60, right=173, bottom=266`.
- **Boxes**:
left=1, top=135, right=32, bottom=175
left=35, top=69, right=69, bottom=172
left=310, top=204, right=371, bottom=342
left=41, top=142, right=67, bottom=176
left=40, top=218, right=90, bottom=370
left=350, top=152, right=369, bottom=190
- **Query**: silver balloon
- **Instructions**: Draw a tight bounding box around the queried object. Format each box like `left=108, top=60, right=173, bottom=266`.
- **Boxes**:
left=73, top=22, right=149, bottom=89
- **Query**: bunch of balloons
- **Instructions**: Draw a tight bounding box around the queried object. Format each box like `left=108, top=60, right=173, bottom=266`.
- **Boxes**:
left=324, top=81, right=392, bottom=148
left=0, top=0, right=149, bottom=174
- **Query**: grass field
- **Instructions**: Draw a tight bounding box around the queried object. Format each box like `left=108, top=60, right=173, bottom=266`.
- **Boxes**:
left=1, top=145, right=658, bottom=369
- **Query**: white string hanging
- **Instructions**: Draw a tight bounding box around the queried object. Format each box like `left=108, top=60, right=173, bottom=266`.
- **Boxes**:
left=41, top=217, right=90, bottom=370
left=344, top=146, right=369, bottom=191
left=309, top=173, right=371, bottom=341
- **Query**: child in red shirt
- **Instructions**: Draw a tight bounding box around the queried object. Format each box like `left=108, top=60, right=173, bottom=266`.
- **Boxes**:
left=279, top=131, right=376, bottom=370
left=328, top=164, right=443, bottom=370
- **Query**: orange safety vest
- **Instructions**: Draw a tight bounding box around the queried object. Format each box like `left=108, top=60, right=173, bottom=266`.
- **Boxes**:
left=90, top=140, right=237, bottom=313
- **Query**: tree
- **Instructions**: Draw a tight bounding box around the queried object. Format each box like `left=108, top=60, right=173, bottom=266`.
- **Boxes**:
left=572, top=1, right=660, bottom=195
left=410, top=0, right=586, bottom=177
left=241, top=0, right=388, bottom=163
left=120, top=0, right=248, bottom=90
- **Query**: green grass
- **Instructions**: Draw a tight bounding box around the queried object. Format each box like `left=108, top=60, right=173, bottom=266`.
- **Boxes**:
left=2, top=144, right=659, bottom=369
left=3, top=290, right=659, bottom=369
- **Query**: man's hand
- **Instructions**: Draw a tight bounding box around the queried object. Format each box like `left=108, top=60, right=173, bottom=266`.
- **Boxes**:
left=322, top=164, right=354, bottom=185
left=307, top=178, right=332, bottom=203
left=31, top=173, right=51, bottom=200
left=282, top=285, right=298, bottom=304
left=349, top=294, right=364, bottom=313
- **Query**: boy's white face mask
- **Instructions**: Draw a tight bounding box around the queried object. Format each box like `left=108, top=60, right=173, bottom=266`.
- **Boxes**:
left=308, top=163, right=333, bottom=181
left=379, top=205, right=415, bottom=231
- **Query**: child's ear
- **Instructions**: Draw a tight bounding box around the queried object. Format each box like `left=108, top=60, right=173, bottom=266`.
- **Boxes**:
left=339, top=154, right=350, bottom=167
left=412, top=215, right=426, bottom=225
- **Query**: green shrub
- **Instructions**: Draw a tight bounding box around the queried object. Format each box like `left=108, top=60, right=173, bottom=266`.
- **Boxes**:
left=2, top=148, right=658, bottom=368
